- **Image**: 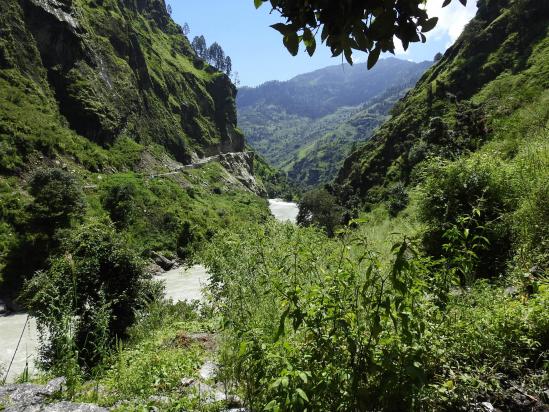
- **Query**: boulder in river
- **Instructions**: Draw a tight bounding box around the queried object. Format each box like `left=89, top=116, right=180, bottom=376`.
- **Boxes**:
left=151, top=252, right=176, bottom=271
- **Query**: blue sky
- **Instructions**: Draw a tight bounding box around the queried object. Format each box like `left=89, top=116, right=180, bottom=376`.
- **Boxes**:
left=169, top=0, right=477, bottom=87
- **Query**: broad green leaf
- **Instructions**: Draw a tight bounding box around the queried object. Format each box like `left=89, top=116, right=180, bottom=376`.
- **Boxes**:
left=254, top=0, right=263, bottom=9
left=421, top=17, right=438, bottom=33
left=296, top=388, right=309, bottom=402
left=367, top=47, right=381, bottom=69
left=283, top=32, right=300, bottom=56
left=274, top=305, right=291, bottom=341
left=271, top=23, right=291, bottom=35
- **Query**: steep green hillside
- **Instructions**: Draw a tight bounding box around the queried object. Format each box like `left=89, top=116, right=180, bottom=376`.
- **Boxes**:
left=336, top=0, right=548, bottom=204
left=0, top=0, right=268, bottom=299
left=287, top=83, right=419, bottom=186
left=0, top=0, right=244, bottom=170
left=238, top=58, right=431, bottom=187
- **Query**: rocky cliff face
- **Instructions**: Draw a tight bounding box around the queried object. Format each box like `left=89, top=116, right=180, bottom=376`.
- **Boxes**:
left=0, top=0, right=244, bottom=167
left=335, top=0, right=549, bottom=205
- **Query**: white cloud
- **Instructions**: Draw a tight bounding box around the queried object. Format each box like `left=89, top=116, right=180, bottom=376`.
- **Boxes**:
left=426, top=0, right=478, bottom=46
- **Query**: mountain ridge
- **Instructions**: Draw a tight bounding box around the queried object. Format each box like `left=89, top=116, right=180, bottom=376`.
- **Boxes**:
left=237, top=57, right=432, bottom=187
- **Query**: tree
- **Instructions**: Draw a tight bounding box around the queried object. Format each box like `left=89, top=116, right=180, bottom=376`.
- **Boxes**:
left=102, top=182, right=137, bottom=228
left=191, top=35, right=207, bottom=59
left=434, top=52, right=443, bottom=61
left=182, top=22, right=190, bottom=36
left=225, top=56, right=232, bottom=77
left=208, top=42, right=226, bottom=71
left=23, top=223, right=155, bottom=370
left=254, top=0, right=466, bottom=68
left=233, top=71, right=241, bottom=87
left=166, top=3, right=172, bottom=15
left=28, top=168, right=85, bottom=233
left=297, top=188, right=342, bottom=236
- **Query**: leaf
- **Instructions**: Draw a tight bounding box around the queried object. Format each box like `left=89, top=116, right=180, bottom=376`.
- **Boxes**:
left=296, top=388, right=309, bottom=402
left=459, top=0, right=467, bottom=5
left=442, top=0, right=451, bottom=7
left=305, top=36, right=316, bottom=56
left=344, top=48, right=353, bottom=65
left=367, top=47, right=381, bottom=70
left=238, top=341, right=247, bottom=357
left=283, top=32, right=300, bottom=56
left=254, top=0, right=263, bottom=8
left=274, top=305, right=290, bottom=341
left=421, top=17, right=438, bottom=33
left=271, top=23, right=291, bottom=35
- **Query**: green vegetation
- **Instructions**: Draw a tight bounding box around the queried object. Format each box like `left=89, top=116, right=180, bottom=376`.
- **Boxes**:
left=238, top=58, right=431, bottom=187
left=254, top=0, right=463, bottom=67
left=296, top=188, right=342, bottom=236
left=0, top=0, right=270, bottom=298
left=1, top=0, right=548, bottom=411
left=202, top=219, right=548, bottom=410
left=22, top=223, right=154, bottom=371
left=336, top=0, right=549, bottom=208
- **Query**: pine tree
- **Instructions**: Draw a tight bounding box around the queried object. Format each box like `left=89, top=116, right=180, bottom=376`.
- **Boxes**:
left=182, top=22, right=190, bottom=36
left=225, top=56, right=232, bottom=77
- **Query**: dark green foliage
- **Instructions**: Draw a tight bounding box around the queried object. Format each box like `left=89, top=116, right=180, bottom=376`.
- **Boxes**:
left=297, top=188, right=341, bottom=236
left=254, top=0, right=462, bottom=66
left=102, top=182, right=137, bottom=228
left=191, top=35, right=207, bottom=59
left=386, top=182, right=409, bottom=217
left=22, top=222, right=153, bottom=370
left=0, top=169, right=85, bottom=297
left=28, top=168, right=86, bottom=233
left=420, top=157, right=513, bottom=280
left=176, top=220, right=200, bottom=259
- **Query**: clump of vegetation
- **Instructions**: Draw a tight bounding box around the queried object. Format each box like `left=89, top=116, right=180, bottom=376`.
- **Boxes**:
left=1, top=168, right=86, bottom=295
left=22, top=222, right=155, bottom=372
left=296, top=188, right=342, bottom=236
left=203, top=220, right=549, bottom=411
left=419, top=155, right=513, bottom=281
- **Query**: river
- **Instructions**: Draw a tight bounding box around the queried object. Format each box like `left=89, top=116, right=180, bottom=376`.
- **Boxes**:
left=0, top=199, right=298, bottom=382
left=268, top=198, right=299, bottom=223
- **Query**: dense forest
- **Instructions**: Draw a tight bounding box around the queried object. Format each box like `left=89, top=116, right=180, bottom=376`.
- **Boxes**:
left=0, top=0, right=547, bottom=411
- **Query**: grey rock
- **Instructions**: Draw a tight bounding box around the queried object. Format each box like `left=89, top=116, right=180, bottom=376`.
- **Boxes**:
left=0, top=378, right=107, bottom=412
left=504, top=286, right=519, bottom=296
left=151, top=252, right=176, bottom=271
left=44, top=377, right=66, bottom=395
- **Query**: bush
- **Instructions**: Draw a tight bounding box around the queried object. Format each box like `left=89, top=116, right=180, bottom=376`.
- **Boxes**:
left=386, top=182, right=409, bottom=217
left=22, top=222, right=154, bottom=371
left=297, top=188, right=342, bottom=236
left=203, top=222, right=432, bottom=411
left=419, top=155, right=514, bottom=279
left=202, top=221, right=549, bottom=411
left=102, top=181, right=137, bottom=228
left=1, top=169, right=85, bottom=296
left=28, top=168, right=85, bottom=233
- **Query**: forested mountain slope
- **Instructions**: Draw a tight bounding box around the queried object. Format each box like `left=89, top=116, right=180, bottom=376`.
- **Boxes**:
left=237, top=58, right=431, bottom=187
left=0, top=0, right=269, bottom=300
left=336, top=0, right=549, bottom=205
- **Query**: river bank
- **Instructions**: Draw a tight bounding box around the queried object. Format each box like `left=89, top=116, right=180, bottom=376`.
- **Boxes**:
left=0, top=199, right=299, bottom=383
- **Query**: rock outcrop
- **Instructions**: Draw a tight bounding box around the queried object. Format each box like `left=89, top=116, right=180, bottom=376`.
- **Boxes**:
left=0, top=0, right=244, bottom=165
left=0, top=378, right=108, bottom=411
